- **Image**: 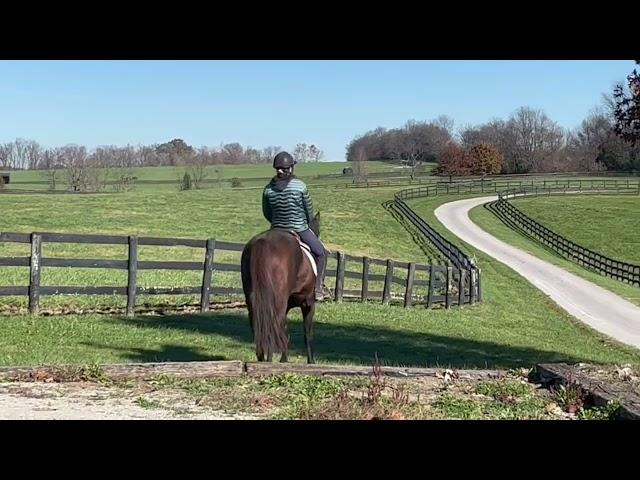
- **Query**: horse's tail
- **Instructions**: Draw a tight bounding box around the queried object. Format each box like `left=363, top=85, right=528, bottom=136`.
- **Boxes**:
left=249, top=239, right=289, bottom=357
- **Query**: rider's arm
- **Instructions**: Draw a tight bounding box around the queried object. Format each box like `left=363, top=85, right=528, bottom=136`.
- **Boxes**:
left=262, top=188, right=272, bottom=222
left=302, top=186, right=314, bottom=224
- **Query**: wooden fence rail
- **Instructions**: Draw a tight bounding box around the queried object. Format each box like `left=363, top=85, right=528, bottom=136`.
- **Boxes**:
left=0, top=231, right=479, bottom=314
left=493, top=189, right=640, bottom=286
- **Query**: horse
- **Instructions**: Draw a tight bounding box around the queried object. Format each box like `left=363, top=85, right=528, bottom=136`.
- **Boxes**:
left=240, top=212, right=322, bottom=364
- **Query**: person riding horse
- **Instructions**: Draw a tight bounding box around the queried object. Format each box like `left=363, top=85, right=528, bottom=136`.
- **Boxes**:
left=262, top=151, right=329, bottom=301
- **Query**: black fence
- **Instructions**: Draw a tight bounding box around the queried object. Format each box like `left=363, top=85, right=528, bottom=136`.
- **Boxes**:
left=493, top=188, right=640, bottom=286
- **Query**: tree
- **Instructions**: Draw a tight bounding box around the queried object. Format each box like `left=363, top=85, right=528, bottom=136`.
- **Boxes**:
left=186, top=147, right=211, bottom=189
left=293, top=143, right=310, bottom=163
left=467, top=143, right=504, bottom=175
left=221, top=143, right=244, bottom=164
left=504, top=107, right=564, bottom=173
left=613, top=61, right=640, bottom=144
left=308, top=144, right=323, bottom=162
left=155, top=138, right=195, bottom=166
left=437, top=142, right=470, bottom=176
left=260, top=146, right=282, bottom=164
left=351, top=146, right=369, bottom=183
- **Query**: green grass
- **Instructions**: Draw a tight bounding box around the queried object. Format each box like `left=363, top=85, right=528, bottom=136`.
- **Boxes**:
left=1, top=292, right=639, bottom=368
left=2, top=177, right=640, bottom=369
left=469, top=199, right=640, bottom=306
left=0, top=186, right=441, bottom=309
left=2, top=161, right=407, bottom=192
left=511, top=195, right=640, bottom=265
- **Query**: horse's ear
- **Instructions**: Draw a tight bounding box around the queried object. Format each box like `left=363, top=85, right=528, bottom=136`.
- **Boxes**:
left=315, top=211, right=320, bottom=220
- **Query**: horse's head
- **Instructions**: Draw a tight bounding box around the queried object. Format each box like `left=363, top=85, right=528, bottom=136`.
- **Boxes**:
left=310, top=211, right=321, bottom=238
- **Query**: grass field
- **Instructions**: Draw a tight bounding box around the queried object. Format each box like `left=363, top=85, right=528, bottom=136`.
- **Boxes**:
left=510, top=195, right=640, bottom=265
left=0, top=185, right=444, bottom=312
left=2, top=161, right=423, bottom=192
left=2, top=179, right=640, bottom=368
left=469, top=197, right=640, bottom=306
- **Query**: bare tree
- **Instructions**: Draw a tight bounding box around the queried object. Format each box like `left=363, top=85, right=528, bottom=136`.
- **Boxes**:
left=221, top=143, right=244, bottom=164
left=0, top=143, right=13, bottom=169
left=503, top=107, right=565, bottom=173
left=41, top=148, right=61, bottom=191
left=351, top=146, right=369, bottom=182
left=293, top=143, right=310, bottom=163
left=186, top=147, right=212, bottom=189
left=260, top=146, right=282, bottom=164
left=308, top=144, right=323, bottom=162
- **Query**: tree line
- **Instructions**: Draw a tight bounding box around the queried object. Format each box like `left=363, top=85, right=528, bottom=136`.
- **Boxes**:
left=0, top=139, right=324, bottom=171
left=347, top=63, right=640, bottom=177
left=0, top=139, right=324, bottom=192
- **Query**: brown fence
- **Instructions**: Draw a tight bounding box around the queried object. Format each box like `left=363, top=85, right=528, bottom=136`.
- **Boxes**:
left=0, top=231, right=481, bottom=314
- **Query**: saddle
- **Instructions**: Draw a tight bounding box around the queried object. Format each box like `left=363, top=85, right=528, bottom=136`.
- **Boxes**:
left=288, top=231, right=320, bottom=277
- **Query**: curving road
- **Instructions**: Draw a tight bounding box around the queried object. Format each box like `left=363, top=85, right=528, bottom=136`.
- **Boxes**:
left=434, top=196, right=640, bottom=349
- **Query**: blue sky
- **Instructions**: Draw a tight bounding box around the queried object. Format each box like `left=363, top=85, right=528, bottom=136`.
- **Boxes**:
left=0, top=60, right=634, bottom=161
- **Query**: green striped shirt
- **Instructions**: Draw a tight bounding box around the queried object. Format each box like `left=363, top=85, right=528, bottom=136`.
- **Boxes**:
left=262, top=178, right=314, bottom=232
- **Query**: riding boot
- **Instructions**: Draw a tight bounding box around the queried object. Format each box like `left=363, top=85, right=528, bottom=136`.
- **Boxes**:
left=315, top=254, right=328, bottom=301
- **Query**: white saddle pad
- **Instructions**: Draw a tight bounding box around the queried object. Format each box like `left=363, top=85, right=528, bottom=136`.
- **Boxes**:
left=297, top=240, right=317, bottom=277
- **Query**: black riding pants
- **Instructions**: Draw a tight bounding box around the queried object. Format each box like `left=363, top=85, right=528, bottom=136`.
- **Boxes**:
left=297, top=229, right=325, bottom=259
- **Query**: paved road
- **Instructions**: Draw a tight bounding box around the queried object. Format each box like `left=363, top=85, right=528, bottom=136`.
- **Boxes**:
left=434, top=196, right=640, bottom=349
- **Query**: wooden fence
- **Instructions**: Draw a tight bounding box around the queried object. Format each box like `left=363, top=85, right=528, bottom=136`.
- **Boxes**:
left=493, top=188, right=640, bottom=286
left=394, top=178, right=640, bottom=198
left=0, top=231, right=481, bottom=314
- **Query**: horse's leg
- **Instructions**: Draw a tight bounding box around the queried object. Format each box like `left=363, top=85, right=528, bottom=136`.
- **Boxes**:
left=301, top=302, right=316, bottom=364
left=279, top=321, right=289, bottom=363
left=266, top=352, right=273, bottom=362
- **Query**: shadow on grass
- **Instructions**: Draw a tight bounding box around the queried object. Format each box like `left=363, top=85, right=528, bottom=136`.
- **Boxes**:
left=82, top=342, right=229, bottom=363
left=92, top=310, right=607, bottom=369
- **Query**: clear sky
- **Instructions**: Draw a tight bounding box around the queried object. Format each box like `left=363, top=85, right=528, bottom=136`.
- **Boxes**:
left=0, top=60, right=634, bottom=160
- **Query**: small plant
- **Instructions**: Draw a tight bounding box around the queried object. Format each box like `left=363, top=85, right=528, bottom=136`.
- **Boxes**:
left=79, top=363, right=107, bottom=383
left=135, top=397, right=162, bottom=409
left=179, top=172, right=192, bottom=191
left=367, top=353, right=385, bottom=404
left=577, top=400, right=622, bottom=420
left=552, top=380, right=585, bottom=414
left=231, top=177, right=242, bottom=188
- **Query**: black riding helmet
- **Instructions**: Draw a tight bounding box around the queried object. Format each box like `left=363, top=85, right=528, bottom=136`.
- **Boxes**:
left=273, top=151, right=296, bottom=170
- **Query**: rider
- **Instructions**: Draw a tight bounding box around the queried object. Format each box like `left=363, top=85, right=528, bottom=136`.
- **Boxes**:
left=262, top=151, right=328, bottom=301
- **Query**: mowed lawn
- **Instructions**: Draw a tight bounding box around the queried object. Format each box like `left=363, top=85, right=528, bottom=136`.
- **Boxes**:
left=511, top=195, right=640, bottom=265
left=0, top=186, right=442, bottom=310
left=2, top=184, right=640, bottom=368
left=469, top=196, right=640, bottom=306
left=2, top=161, right=409, bottom=191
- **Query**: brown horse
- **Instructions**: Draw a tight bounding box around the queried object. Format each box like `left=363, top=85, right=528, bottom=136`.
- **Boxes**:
left=240, top=212, right=321, bottom=363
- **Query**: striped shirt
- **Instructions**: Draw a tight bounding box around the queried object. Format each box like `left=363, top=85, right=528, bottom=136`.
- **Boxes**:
left=262, top=178, right=314, bottom=232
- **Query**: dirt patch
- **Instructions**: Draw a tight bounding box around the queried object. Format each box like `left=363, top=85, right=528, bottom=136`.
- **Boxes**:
left=0, top=381, right=260, bottom=420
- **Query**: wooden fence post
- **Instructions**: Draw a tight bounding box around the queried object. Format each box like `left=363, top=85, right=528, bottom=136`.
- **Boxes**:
left=445, top=266, right=452, bottom=309
left=127, top=236, right=138, bottom=317
left=458, top=268, right=465, bottom=306
left=200, top=239, right=215, bottom=313
left=427, top=265, right=435, bottom=308
left=469, top=268, right=476, bottom=305
left=28, top=233, right=42, bottom=314
left=334, top=252, right=345, bottom=302
left=361, top=257, right=369, bottom=302
left=404, top=262, right=415, bottom=308
left=382, top=259, right=394, bottom=305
